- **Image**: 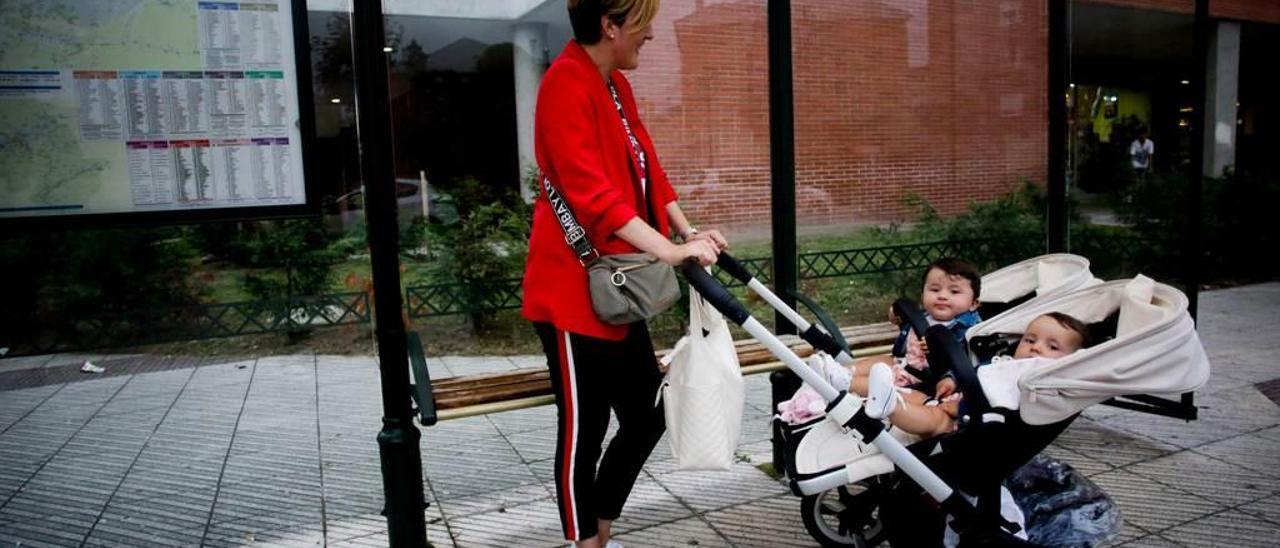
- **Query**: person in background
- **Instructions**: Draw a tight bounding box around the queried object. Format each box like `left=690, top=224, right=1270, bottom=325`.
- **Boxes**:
left=1130, top=127, right=1154, bottom=177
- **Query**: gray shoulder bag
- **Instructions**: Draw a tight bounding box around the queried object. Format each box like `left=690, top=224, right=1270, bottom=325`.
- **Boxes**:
left=541, top=175, right=680, bottom=325
left=537, top=79, right=682, bottom=324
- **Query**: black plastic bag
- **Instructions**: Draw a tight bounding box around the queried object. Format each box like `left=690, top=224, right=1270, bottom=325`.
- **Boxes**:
left=1004, top=454, right=1121, bottom=547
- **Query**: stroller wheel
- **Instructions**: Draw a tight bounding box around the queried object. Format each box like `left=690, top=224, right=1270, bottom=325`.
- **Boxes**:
left=800, top=481, right=887, bottom=548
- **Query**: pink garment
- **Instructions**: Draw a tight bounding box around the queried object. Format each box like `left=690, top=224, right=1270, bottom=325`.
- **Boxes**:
left=904, top=335, right=927, bottom=370
left=777, top=384, right=827, bottom=424
left=892, top=363, right=922, bottom=387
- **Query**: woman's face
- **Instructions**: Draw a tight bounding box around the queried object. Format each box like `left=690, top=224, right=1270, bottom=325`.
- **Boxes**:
left=605, top=16, right=654, bottom=70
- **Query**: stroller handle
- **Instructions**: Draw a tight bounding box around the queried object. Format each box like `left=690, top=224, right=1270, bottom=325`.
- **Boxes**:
left=712, top=251, right=755, bottom=285
left=681, top=260, right=843, bottom=401
left=704, top=251, right=809, bottom=330
left=702, top=252, right=854, bottom=363
left=681, top=260, right=752, bottom=325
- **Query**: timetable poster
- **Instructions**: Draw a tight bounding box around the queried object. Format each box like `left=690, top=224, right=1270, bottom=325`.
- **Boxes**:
left=0, top=1, right=311, bottom=219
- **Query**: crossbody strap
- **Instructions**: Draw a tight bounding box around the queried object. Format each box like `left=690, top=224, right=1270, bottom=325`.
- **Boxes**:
left=607, top=80, right=657, bottom=224
left=542, top=175, right=600, bottom=266
left=607, top=81, right=647, bottom=195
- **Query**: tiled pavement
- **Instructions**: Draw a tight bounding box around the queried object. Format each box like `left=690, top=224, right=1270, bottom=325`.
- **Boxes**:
left=1, top=283, right=1278, bottom=547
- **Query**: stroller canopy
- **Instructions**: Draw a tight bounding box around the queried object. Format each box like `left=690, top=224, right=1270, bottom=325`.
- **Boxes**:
left=967, top=275, right=1211, bottom=425
left=980, top=253, right=1099, bottom=305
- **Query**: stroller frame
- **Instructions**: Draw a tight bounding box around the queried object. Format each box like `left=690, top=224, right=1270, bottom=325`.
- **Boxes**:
left=687, top=254, right=1038, bottom=547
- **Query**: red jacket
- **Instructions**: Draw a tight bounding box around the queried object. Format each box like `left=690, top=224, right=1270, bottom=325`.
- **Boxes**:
left=522, top=41, right=678, bottom=341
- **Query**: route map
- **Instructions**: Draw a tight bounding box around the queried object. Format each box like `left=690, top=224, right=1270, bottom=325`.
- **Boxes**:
left=0, top=0, right=307, bottom=218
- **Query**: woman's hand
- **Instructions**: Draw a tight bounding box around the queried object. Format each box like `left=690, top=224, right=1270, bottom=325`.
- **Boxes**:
left=662, top=239, right=719, bottom=267
left=687, top=229, right=728, bottom=251
left=616, top=217, right=719, bottom=267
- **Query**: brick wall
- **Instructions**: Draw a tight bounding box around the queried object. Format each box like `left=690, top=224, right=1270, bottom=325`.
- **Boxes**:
left=1210, top=0, right=1280, bottom=24
left=626, top=0, right=1047, bottom=234
left=624, top=0, right=1274, bottom=235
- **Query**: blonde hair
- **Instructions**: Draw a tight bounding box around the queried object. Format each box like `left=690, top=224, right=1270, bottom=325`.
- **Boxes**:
left=616, top=0, right=660, bottom=30
left=568, top=0, right=659, bottom=43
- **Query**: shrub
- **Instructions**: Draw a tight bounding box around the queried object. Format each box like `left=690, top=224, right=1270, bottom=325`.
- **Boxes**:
left=414, top=178, right=531, bottom=329
left=907, top=179, right=1053, bottom=270
left=0, top=227, right=206, bottom=349
left=1113, top=169, right=1280, bottom=283
left=231, top=219, right=343, bottom=301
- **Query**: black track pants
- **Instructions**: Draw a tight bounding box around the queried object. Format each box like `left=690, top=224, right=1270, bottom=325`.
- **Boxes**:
left=533, top=322, right=667, bottom=541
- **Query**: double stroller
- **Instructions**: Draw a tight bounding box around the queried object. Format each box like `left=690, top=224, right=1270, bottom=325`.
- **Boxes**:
left=683, top=253, right=1210, bottom=547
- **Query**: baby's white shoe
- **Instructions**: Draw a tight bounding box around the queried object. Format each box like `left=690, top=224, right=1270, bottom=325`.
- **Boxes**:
left=807, top=352, right=852, bottom=391
left=864, top=362, right=900, bottom=420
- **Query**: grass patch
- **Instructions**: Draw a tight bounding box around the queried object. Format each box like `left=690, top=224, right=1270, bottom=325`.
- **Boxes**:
left=756, top=461, right=783, bottom=480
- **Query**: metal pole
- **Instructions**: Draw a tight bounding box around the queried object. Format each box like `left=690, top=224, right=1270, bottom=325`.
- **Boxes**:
left=767, top=0, right=797, bottom=336
left=350, top=1, right=429, bottom=546
left=766, top=0, right=799, bottom=475
left=1187, top=0, right=1208, bottom=320
left=1047, top=0, right=1069, bottom=253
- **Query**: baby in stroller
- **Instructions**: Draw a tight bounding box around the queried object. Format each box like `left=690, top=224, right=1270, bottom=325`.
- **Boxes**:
left=860, top=311, right=1090, bottom=437
left=814, top=257, right=985, bottom=402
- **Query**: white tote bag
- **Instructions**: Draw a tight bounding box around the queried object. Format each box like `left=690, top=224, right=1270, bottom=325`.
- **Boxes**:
left=657, top=287, right=745, bottom=470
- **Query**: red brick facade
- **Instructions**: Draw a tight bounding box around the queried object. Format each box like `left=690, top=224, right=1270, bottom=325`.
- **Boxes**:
left=625, top=0, right=1047, bottom=234
left=1210, top=0, right=1280, bottom=23
left=624, top=0, right=1274, bottom=234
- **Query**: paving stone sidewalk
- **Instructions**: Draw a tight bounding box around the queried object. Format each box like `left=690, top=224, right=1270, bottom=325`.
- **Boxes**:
left=1, top=283, right=1278, bottom=547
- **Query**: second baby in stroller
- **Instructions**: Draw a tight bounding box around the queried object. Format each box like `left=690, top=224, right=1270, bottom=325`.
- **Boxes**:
left=825, top=312, right=1091, bottom=437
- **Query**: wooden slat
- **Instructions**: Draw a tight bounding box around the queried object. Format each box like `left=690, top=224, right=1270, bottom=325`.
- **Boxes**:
left=433, top=369, right=549, bottom=391
left=435, top=378, right=552, bottom=409
left=428, top=322, right=899, bottom=410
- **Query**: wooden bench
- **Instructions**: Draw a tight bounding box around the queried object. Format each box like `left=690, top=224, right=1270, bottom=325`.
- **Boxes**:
left=410, top=323, right=901, bottom=423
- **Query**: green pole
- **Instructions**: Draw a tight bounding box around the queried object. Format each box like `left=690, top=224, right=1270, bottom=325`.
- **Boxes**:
left=350, top=1, right=430, bottom=545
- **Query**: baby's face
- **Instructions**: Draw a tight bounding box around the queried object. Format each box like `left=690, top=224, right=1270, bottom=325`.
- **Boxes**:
left=920, top=268, right=978, bottom=322
left=1014, top=316, right=1084, bottom=359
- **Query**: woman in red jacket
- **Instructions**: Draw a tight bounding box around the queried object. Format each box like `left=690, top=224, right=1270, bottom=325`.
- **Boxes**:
left=523, top=1, right=727, bottom=546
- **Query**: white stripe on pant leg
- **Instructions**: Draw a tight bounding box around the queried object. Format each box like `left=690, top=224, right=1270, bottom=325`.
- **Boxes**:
left=563, top=330, right=580, bottom=538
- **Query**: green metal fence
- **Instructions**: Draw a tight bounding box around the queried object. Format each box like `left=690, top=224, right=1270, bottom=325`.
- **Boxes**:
left=7, top=236, right=1162, bottom=356
left=405, top=279, right=523, bottom=317
left=10, top=293, right=370, bottom=357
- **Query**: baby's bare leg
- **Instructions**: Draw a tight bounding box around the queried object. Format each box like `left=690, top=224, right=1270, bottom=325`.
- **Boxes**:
left=886, top=390, right=956, bottom=437
left=846, top=355, right=892, bottom=396
left=852, top=355, right=892, bottom=374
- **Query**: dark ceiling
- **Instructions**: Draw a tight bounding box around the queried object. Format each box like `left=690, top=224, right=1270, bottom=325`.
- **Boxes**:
left=1070, top=2, right=1195, bottom=88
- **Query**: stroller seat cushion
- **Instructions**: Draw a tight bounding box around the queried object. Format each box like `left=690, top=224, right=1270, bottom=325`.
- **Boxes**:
left=976, top=356, right=1056, bottom=411
left=792, top=418, right=919, bottom=476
